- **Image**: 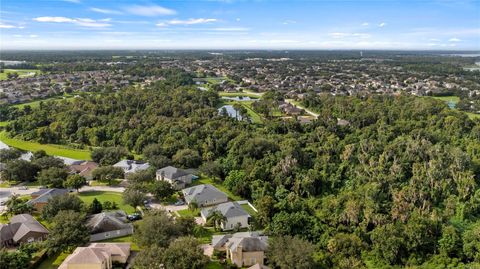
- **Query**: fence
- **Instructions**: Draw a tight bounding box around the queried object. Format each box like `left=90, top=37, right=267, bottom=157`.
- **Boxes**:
left=89, top=227, right=133, bottom=242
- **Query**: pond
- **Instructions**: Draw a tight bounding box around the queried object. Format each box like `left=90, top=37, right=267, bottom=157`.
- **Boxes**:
left=221, top=96, right=258, bottom=101
left=218, top=105, right=244, bottom=120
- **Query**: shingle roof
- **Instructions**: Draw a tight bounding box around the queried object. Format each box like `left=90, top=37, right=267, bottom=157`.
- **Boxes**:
left=182, top=184, right=227, bottom=205
left=113, top=160, right=150, bottom=173
left=86, top=210, right=132, bottom=233
left=201, top=202, right=250, bottom=219
left=27, top=188, right=69, bottom=205
left=212, top=231, right=268, bottom=252
left=1, top=214, right=49, bottom=243
left=156, top=166, right=189, bottom=179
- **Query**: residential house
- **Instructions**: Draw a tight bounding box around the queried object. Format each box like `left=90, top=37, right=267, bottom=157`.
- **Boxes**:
left=156, top=166, right=193, bottom=190
left=0, top=214, right=49, bottom=247
left=212, top=232, right=268, bottom=267
left=182, top=184, right=228, bottom=207
left=68, top=161, right=99, bottom=180
left=87, top=210, right=134, bottom=242
left=58, top=243, right=131, bottom=269
left=201, top=202, right=250, bottom=231
left=113, top=160, right=150, bottom=176
left=27, top=188, right=69, bottom=211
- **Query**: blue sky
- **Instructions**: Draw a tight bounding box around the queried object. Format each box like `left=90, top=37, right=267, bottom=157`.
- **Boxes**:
left=1, top=0, right=479, bottom=50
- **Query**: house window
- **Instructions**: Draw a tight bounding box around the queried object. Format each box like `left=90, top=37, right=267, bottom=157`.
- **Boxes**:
left=27, top=237, right=34, bottom=243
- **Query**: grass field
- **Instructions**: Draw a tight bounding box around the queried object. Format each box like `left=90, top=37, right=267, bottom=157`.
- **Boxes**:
left=36, top=252, right=69, bottom=269
left=426, top=96, right=480, bottom=120
left=0, top=121, right=9, bottom=127
left=12, top=94, right=76, bottom=109
left=0, top=131, right=92, bottom=160
left=77, top=191, right=135, bottom=214
left=241, top=203, right=257, bottom=216
left=0, top=69, right=41, bottom=80
left=218, top=91, right=262, bottom=98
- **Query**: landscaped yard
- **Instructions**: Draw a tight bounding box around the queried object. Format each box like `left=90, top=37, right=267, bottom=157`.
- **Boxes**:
left=98, top=235, right=140, bottom=251
left=177, top=208, right=200, bottom=218
left=77, top=191, right=135, bottom=214
left=241, top=203, right=257, bottom=216
left=0, top=131, right=92, bottom=160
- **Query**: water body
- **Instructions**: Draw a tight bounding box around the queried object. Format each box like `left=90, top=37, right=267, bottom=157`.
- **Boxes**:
left=218, top=105, right=243, bottom=120
left=221, top=96, right=258, bottom=102
left=441, top=53, right=480, bottom=57
left=0, top=60, right=26, bottom=66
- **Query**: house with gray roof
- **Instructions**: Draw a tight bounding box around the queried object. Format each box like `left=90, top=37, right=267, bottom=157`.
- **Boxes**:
left=0, top=214, right=49, bottom=247
left=156, top=166, right=193, bottom=190
left=113, top=160, right=150, bottom=176
left=27, top=188, right=69, bottom=211
left=201, top=202, right=250, bottom=231
left=212, top=231, right=268, bottom=267
left=86, top=210, right=133, bottom=242
left=182, top=184, right=228, bottom=207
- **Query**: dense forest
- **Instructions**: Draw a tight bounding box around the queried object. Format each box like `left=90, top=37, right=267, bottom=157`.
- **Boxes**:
left=3, top=71, right=480, bottom=268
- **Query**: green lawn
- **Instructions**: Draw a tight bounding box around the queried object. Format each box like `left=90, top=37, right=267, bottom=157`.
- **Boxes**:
left=12, top=94, right=76, bottom=109
left=0, top=69, right=41, bottom=80
left=466, top=112, right=480, bottom=119
left=241, top=204, right=257, bottom=216
left=177, top=208, right=200, bottom=218
left=36, top=251, right=69, bottom=269
left=77, top=191, right=135, bottom=214
left=431, top=96, right=460, bottom=103
left=0, top=131, right=92, bottom=160
left=98, top=235, right=140, bottom=251
left=192, top=177, right=243, bottom=201
left=206, top=261, right=225, bottom=269
left=0, top=121, right=9, bottom=127
left=218, top=91, right=261, bottom=98
left=89, top=180, right=121, bottom=187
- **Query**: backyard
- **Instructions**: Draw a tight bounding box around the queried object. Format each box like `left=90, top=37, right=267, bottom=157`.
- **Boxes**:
left=77, top=191, right=135, bottom=214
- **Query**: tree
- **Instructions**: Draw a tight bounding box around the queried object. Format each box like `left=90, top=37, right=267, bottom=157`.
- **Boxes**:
left=41, top=195, right=84, bottom=220
left=0, top=248, right=31, bottom=269
left=4, top=194, right=33, bottom=216
left=188, top=200, right=198, bottom=212
left=207, top=210, right=226, bottom=231
left=150, top=180, right=175, bottom=201
left=91, top=146, right=132, bottom=165
left=0, top=148, right=21, bottom=162
left=32, top=156, right=65, bottom=170
left=123, top=188, right=146, bottom=212
left=463, top=221, right=480, bottom=262
left=45, top=210, right=90, bottom=255
left=89, top=198, right=103, bottom=214
left=1, top=160, right=38, bottom=182
left=133, top=210, right=181, bottom=248
left=267, top=236, right=317, bottom=269
left=37, top=167, right=68, bottom=188
left=161, top=237, right=209, bottom=269
left=91, top=166, right=124, bottom=184
left=63, top=174, right=87, bottom=192
left=172, top=149, right=201, bottom=168
left=199, top=161, right=224, bottom=181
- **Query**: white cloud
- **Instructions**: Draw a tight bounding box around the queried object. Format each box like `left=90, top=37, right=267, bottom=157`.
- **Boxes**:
left=362, top=22, right=369, bottom=26
left=63, top=0, right=81, bottom=3
left=29, top=34, right=38, bottom=38
left=329, top=32, right=371, bottom=39
left=448, top=37, right=461, bottom=42
left=125, top=5, right=176, bottom=16
left=236, top=18, right=241, bottom=22
left=90, top=8, right=123, bottom=15
left=379, top=22, right=386, bottom=27
left=211, top=27, right=249, bottom=31
left=168, top=18, right=218, bottom=25
left=33, top=16, right=111, bottom=28
left=0, top=23, right=19, bottom=28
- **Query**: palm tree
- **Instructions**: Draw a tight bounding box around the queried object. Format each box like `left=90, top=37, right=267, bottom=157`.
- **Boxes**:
left=188, top=200, right=199, bottom=212
left=207, top=210, right=226, bottom=231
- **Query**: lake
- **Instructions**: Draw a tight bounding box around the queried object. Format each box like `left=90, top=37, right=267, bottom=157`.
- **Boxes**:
left=218, top=105, right=244, bottom=120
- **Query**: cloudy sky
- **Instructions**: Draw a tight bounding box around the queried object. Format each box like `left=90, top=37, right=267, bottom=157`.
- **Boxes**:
left=0, top=0, right=479, bottom=50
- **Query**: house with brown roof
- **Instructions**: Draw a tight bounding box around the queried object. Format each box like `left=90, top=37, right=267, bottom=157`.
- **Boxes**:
left=0, top=214, right=49, bottom=247
left=68, top=161, right=98, bottom=180
left=58, top=242, right=131, bottom=269
left=212, top=231, right=268, bottom=267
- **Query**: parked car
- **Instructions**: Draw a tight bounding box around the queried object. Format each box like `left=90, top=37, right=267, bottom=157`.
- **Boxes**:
left=18, top=186, right=28, bottom=190
left=127, top=213, right=142, bottom=221
left=174, top=200, right=185, bottom=206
